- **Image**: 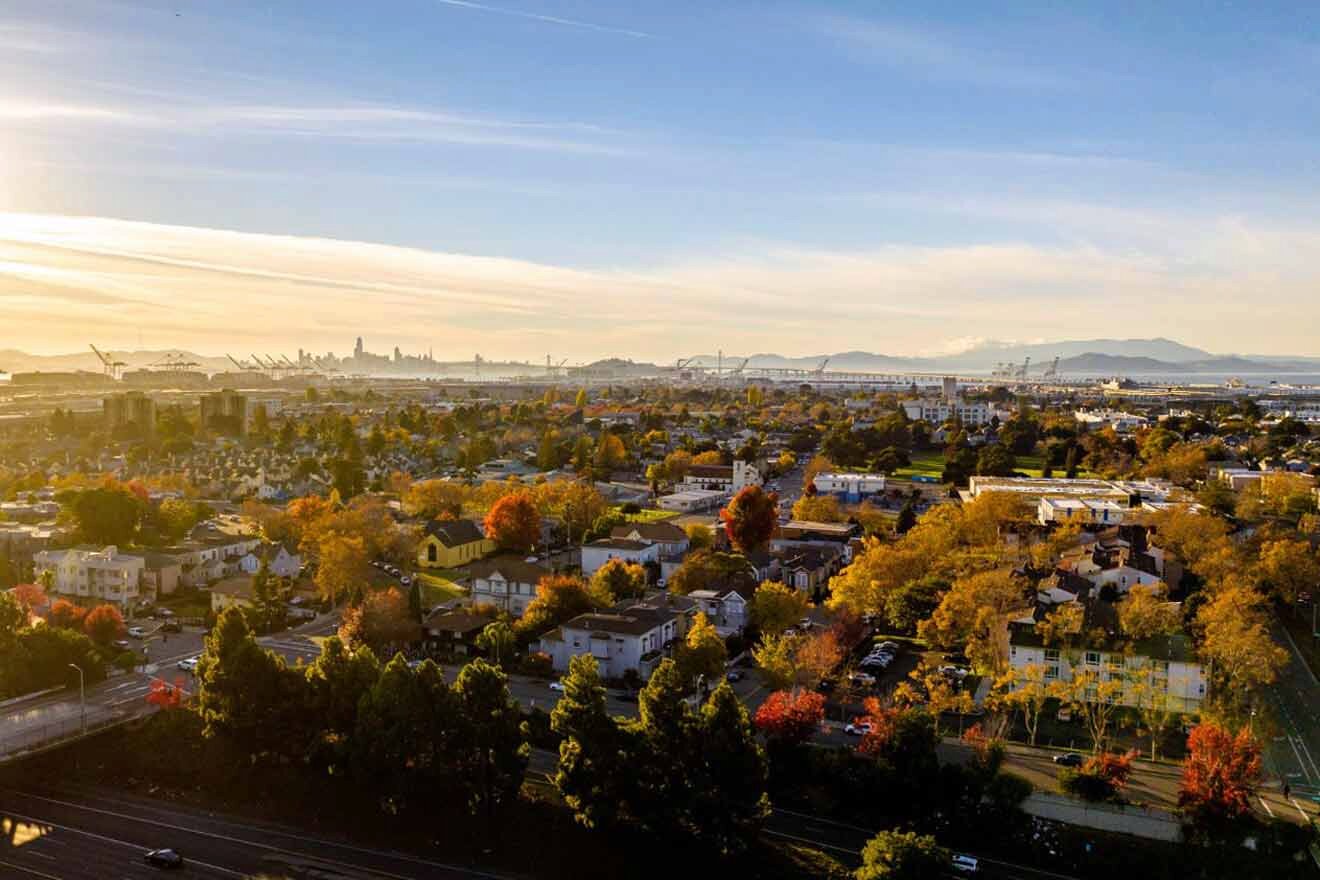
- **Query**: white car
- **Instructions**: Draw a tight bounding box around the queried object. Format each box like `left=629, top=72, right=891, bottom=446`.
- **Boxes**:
left=549, top=681, right=565, bottom=692
left=177, top=657, right=200, bottom=673
left=939, top=665, right=969, bottom=680
left=128, top=626, right=147, bottom=639
left=844, top=722, right=873, bottom=736
left=848, top=672, right=877, bottom=687
left=952, top=854, right=979, bottom=873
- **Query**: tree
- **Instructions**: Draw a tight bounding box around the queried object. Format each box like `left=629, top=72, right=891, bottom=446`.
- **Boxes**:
left=677, top=612, right=727, bottom=688
left=339, top=588, right=417, bottom=654
left=751, top=581, right=809, bottom=637
left=918, top=569, right=1027, bottom=675
left=975, top=443, right=1016, bottom=477
left=1179, top=723, right=1262, bottom=827
left=453, top=659, right=529, bottom=819
left=895, top=499, right=917, bottom=534
left=314, top=533, right=369, bottom=607
left=552, top=654, right=634, bottom=829
left=304, top=635, right=380, bottom=750
left=991, top=663, right=1051, bottom=746
left=1117, top=584, right=1181, bottom=640
left=753, top=689, right=825, bottom=747
left=719, top=485, right=779, bottom=553
left=791, top=494, right=844, bottom=522
left=251, top=559, right=285, bottom=632
left=83, top=604, right=125, bottom=646
left=158, top=497, right=201, bottom=541
left=751, top=633, right=798, bottom=690
left=517, top=575, right=594, bottom=638
left=856, top=830, right=950, bottom=880
left=592, top=432, right=627, bottom=471
left=1060, top=750, right=1137, bottom=802
left=70, top=484, right=142, bottom=545
left=403, top=480, right=469, bottom=519
left=667, top=549, right=754, bottom=595
left=10, top=583, right=46, bottom=620
left=46, top=599, right=86, bottom=631
left=483, top=491, right=542, bottom=553
left=575, top=388, right=588, bottom=408
left=1197, top=583, right=1287, bottom=711
left=1257, top=539, right=1320, bottom=605
left=588, top=558, right=648, bottom=606
left=1060, top=670, right=1126, bottom=753
left=691, top=682, right=770, bottom=854
left=894, top=659, right=973, bottom=737
left=0, top=590, right=25, bottom=654
left=794, top=629, right=845, bottom=687
left=475, top=620, right=516, bottom=668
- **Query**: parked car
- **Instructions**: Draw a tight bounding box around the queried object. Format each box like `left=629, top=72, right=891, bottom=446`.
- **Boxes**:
left=848, top=672, right=876, bottom=687
left=144, top=849, right=184, bottom=870
left=877, top=641, right=901, bottom=653
left=1052, top=752, right=1084, bottom=767
left=725, top=670, right=744, bottom=682
left=113, top=639, right=131, bottom=651
left=177, top=657, right=200, bottom=673
left=160, top=620, right=182, bottom=633
left=128, top=626, right=147, bottom=639
left=549, top=681, right=565, bottom=692
left=939, top=665, right=969, bottom=681
left=951, top=854, right=979, bottom=873
left=400, top=575, right=412, bottom=587
left=844, top=722, right=873, bottom=736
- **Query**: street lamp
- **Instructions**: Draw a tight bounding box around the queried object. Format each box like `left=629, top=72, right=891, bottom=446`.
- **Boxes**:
left=68, top=663, right=85, bottom=733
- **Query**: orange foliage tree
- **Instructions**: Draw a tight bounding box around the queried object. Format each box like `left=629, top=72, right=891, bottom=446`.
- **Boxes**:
left=855, top=698, right=900, bottom=756
left=46, top=599, right=86, bottom=631
left=83, top=604, right=125, bottom=646
left=753, top=689, right=826, bottom=747
left=483, top=491, right=542, bottom=553
left=720, top=485, right=780, bottom=553
left=1179, top=723, right=1262, bottom=827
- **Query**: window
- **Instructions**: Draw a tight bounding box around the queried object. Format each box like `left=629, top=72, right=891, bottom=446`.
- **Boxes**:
left=1044, top=666, right=1059, bottom=681
left=1085, top=651, right=1101, bottom=666
left=427, top=544, right=437, bottom=563
left=1044, top=649, right=1060, bottom=663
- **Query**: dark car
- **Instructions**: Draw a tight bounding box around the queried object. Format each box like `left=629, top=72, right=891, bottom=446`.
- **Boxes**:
left=144, top=849, right=184, bottom=869
left=161, top=620, right=183, bottom=634
left=1052, top=752, right=1084, bottom=767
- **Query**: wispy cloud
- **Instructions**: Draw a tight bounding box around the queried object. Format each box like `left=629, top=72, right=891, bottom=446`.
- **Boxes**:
left=814, top=15, right=1070, bottom=90
left=2, top=212, right=1318, bottom=359
left=435, top=0, right=650, bottom=38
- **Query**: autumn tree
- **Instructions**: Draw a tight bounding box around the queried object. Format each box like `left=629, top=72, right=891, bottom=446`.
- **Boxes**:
left=677, top=612, right=727, bottom=687
left=83, top=604, right=125, bottom=646
left=517, top=575, right=595, bottom=638
left=720, top=485, right=779, bottom=554
left=1118, top=583, right=1182, bottom=640
left=483, top=491, right=542, bottom=553
left=1197, top=583, right=1287, bottom=711
left=991, top=663, right=1051, bottom=746
left=667, top=550, right=755, bottom=595
left=751, top=580, right=809, bottom=637
left=753, top=689, right=826, bottom=747
left=588, top=558, right=648, bottom=606
left=856, top=830, right=949, bottom=880
left=895, top=659, right=973, bottom=736
left=1060, top=670, right=1126, bottom=753
left=1257, top=538, right=1320, bottom=605
left=918, top=569, right=1027, bottom=674
left=685, top=523, right=714, bottom=551
left=1179, top=723, right=1262, bottom=828
left=314, top=533, right=369, bottom=607
left=46, top=599, right=86, bottom=631
left=791, top=494, right=844, bottom=523
left=338, top=588, right=417, bottom=655
left=403, top=479, right=469, bottom=519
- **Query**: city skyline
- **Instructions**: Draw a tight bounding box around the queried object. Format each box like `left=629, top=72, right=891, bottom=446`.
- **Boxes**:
left=4, top=1, right=1320, bottom=358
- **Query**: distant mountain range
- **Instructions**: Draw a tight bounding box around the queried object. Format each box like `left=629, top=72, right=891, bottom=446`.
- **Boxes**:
left=688, top=338, right=1320, bottom=376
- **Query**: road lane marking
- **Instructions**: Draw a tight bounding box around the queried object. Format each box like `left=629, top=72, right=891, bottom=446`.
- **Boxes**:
left=0, top=859, right=60, bottom=879
left=1260, top=796, right=1274, bottom=817
left=5, top=792, right=510, bottom=880
left=0, top=808, right=243, bottom=877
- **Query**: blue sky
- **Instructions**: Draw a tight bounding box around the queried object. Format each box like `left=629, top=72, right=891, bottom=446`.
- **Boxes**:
left=3, top=0, right=1320, bottom=360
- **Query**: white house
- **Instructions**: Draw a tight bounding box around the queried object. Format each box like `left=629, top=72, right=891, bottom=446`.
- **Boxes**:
left=902, top=397, right=995, bottom=426
left=656, top=489, right=726, bottom=513
left=1073, top=409, right=1149, bottom=433
left=580, top=537, right=661, bottom=578
left=812, top=472, right=886, bottom=503
left=469, top=555, right=549, bottom=617
left=33, top=545, right=145, bottom=605
left=687, top=588, right=750, bottom=636
left=680, top=460, right=762, bottom=494
left=537, top=596, right=693, bottom=680
left=237, top=542, right=302, bottom=579
left=610, top=521, right=690, bottom=579
left=1036, top=497, right=1128, bottom=527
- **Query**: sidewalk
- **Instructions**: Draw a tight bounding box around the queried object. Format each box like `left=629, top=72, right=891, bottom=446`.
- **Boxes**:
left=1022, top=792, right=1182, bottom=842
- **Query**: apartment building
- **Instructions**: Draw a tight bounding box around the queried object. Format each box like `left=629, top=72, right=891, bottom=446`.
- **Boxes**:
left=33, top=545, right=146, bottom=605
left=812, top=472, right=887, bottom=503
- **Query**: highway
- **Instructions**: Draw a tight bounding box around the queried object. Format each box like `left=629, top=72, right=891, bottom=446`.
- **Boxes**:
left=0, top=784, right=512, bottom=880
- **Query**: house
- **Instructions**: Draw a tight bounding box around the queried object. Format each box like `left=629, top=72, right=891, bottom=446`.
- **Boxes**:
left=812, top=472, right=886, bottom=503
left=610, top=521, right=690, bottom=579
left=772, top=520, right=862, bottom=562
left=33, top=545, right=145, bottom=606
left=680, top=460, right=762, bottom=494
left=238, top=542, right=302, bottom=579
left=1073, top=409, right=1149, bottom=433
left=1037, top=497, right=1128, bottom=527
left=687, top=587, right=750, bottom=636
left=416, top=519, right=495, bottom=569
left=210, top=575, right=255, bottom=613
left=581, top=537, right=661, bottom=578
left=469, top=554, right=549, bottom=617
left=537, top=595, right=694, bottom=680
left=140, top=552, right=183, bottom=598
left=902, top=397, right=996, bottom=427
left=423, top=608, right=495, bottom=656
left=773, top=545, right=845, bottom=594
left=656, top=489, right=727, bottom=513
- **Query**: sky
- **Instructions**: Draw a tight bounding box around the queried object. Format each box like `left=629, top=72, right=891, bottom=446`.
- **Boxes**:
left=3, top=0, right=1320, bottom=362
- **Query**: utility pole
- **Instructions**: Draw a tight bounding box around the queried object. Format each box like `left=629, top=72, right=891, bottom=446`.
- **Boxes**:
left=68, top=663, right=85, bottom=733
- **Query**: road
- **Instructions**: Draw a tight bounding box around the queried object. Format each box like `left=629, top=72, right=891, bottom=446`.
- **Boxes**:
left=0, top=784, right=511, bottom=879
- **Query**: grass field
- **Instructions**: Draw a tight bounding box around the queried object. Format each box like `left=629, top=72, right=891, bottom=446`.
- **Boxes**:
left=416, top=572, right=467, bottom=606
left=892, top=450, right=1088, bottom=482
left=613, top=506, right=679, bottom=523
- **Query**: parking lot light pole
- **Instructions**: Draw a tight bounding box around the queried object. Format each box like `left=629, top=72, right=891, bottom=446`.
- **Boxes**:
left=68, top=663, right=85, bottom=733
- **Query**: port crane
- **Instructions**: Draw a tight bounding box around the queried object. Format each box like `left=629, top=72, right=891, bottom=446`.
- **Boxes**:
left=89, top=344, right=126, bottom=379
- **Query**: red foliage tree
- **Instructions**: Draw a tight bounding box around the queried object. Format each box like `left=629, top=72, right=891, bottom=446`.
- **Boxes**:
left=1179, top=723, right=1262, bottom=826
left=856, top=697, right=901, bottom=756
left=483, top=491, right=542, bottom=553
left=754, top=689, right=826, bottom=747
left=829, top=609, right=868, bottom=653
left=47, top=599, right=87, bottom=631
left=83, top=604, right=125, bottom=646
left=146, top=676, right=187, bottom=709
left=10, top=583, right=46, bottom=618
left=1086, top=749, right=1137, bottom=791
left=719, top=485, right=780, bottom=553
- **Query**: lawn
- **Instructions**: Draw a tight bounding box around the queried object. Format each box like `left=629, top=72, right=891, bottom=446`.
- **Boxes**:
left=416, top=572, right=467, bottom=606
left=892, top=450, right=946, bottom=481
left=613, top=506, right=679, bottom=523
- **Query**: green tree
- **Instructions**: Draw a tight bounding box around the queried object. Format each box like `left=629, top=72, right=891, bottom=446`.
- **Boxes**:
left=304, top=635, right=380, bottom=760
left=552, top=654, right=635, bottom=828
left=70, top=484, right=142, bottom=545
left=475, top=620, right=516, bottom=668
left=453, top=659, right=529, bottom=819
left=251, top=559, right=285, bottom=632
left=751, top=581, right=809, bottom=637
left=588, top=558, right=648, bottom=605
left=856, top=830, right=950, bottom=880
left=677, top=612, right=727, bottom=688
left=691, top=682, right=770, bottom=854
